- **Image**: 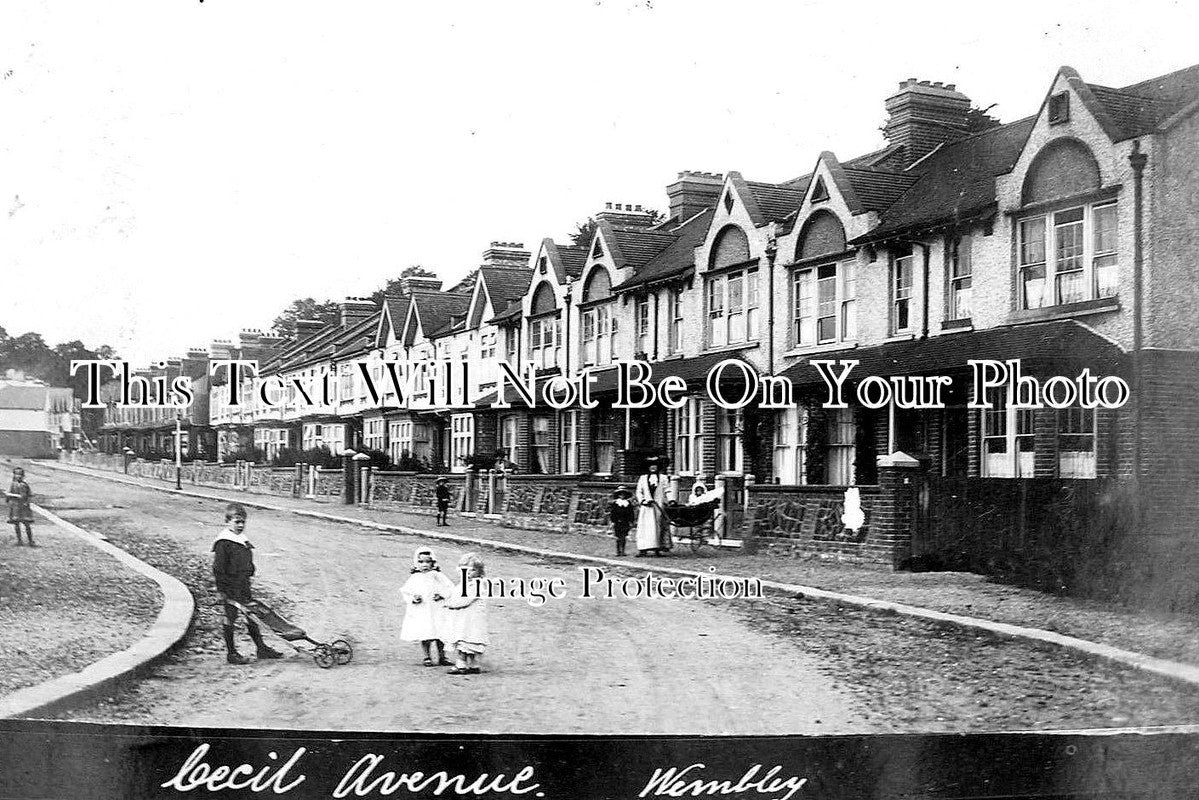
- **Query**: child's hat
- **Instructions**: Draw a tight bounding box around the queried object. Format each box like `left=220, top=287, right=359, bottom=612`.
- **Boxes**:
left=436, top=476, right=448, bottom=483
left=612, top=485, right=632, bottom=497
left=413, top=547, right=437, bottom=568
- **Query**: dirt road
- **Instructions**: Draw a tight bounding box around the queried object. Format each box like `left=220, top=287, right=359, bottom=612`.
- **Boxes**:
left=34, top=468, right=866, bottom=734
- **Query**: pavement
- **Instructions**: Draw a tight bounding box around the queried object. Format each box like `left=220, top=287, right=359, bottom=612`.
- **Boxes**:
left=13, top=459, right=1199, bottom=727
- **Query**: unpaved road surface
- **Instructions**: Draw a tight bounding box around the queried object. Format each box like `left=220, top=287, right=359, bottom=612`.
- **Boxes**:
left=33, top=468, right=866, bottom=734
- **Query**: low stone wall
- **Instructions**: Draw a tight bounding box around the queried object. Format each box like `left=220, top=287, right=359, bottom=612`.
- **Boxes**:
left=247, top=465, right=299, bottom=497
left=369, top=472, right=464, bottom=516
left=747, top=484, right=894, bottom=565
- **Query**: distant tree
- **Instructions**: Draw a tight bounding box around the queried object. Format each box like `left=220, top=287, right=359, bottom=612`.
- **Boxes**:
left=570, top=217, right=598, bottom=248
left=401, top=265, right=436, bottom=279
left=270, top=298, right=341, bottom=338
left=450, top=269, right=478, bottom=295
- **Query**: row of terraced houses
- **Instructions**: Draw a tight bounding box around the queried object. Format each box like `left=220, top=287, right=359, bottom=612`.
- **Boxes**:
left=92, top=63, right=1199, bottom=602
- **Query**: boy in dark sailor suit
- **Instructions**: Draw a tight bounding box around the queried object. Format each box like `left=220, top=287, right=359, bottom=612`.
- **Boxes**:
left=213, top=503, right=284, bottom=665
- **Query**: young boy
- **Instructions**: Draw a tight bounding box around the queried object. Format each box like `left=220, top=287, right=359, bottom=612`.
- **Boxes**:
left=608, top=486, right=635, bottom=556
left=212, top=503, right=284, bottom=665
left=435, top=478, right=451, bottom=526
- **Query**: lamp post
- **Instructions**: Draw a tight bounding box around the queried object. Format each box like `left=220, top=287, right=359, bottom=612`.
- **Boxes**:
left=174, top=413, right=184, bottom=490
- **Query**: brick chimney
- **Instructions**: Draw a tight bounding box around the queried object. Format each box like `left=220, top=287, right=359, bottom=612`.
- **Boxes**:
left=399, top=275, right=443, bottom=295
left=341, top=297, right=377, bottom=328
left=596, top=202, right=657, bottom=228
left=294, top=320, right=325, bottom=339
left=481, top=241, right=532, bottom=268
left=181, top=349, right=210, bottom=380
left=666, top=172, right=724, bottom=223
left=208, top=339, right=234, bottom=360
left=884, top=80, right=971, bottom=166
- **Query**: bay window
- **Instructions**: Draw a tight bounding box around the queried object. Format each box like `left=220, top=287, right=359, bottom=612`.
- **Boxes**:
left=581, top=304, right=616, bottom=366
left=529, top=315, right=559, bottom=370
left=389, top=419, right=411, bottom=464
left=1018, top=201, right=1117, bottom=310
left=706, top=268, right=759, bottom=347
left=793, top=259, right=856, bottom=346
left=505, top=327, right=518, bottom=364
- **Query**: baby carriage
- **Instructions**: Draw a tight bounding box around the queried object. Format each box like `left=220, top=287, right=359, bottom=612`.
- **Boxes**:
left=223, top=599, right=353, bottom=669
left=658, top=499, right=722, bottom=553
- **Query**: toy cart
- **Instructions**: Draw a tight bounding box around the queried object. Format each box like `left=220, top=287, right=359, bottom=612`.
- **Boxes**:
left=223, top=599, right=353, bottom=669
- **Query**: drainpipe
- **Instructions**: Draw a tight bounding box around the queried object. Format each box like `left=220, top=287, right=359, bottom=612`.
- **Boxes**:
left=563, top=278, right=574, bottom=378
left=764, top=235, right=779, bottom=372
left=917, top=241, right=931, bottom=340
left=1130, top=140, right=1148, bottom=485
left=652, top=290, right=660, bottom=361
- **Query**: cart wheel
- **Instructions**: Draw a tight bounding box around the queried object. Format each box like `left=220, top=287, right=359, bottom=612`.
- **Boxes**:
left=313, top=645, right=337, bottom=669
left=331, top=639, right=353, bottom=666
left=689, top=532, right=706, bottom=553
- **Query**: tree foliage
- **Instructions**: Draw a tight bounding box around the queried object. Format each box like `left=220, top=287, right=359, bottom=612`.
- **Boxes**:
left=367, top=265, right=438, bottom=305
left=0, top=328, right=118, bottom=389
left=270, top=298, right=341, bottom=338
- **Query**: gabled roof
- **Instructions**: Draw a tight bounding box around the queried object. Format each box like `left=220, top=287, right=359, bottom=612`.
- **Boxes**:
left=614, top=207, right=714, bottom=293
left=745, top=181, right=807, bottom=223
left=610, top=226, right=677, bottom=269
left=840, top=167, right=920, bottom=212
left=480, top=266, right=533, bottom=314
left=409, top=291, right=471, bottom=342
left=1086, top=82, right=1188, bottom=140
left=853, top=116, right=1036, bottom=243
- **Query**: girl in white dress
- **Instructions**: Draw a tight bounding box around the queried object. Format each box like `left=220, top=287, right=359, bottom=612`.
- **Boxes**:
left=443, top=552, right=489, bottom=675
left=399, top=547, right=455, bottom=666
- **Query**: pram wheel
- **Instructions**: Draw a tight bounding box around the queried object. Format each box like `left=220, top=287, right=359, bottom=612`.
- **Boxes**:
left=689, top=532, right=707, bottom=553
left=313, top=645, right=337, bottom=669
left=331, top=639, right=353, bottom=665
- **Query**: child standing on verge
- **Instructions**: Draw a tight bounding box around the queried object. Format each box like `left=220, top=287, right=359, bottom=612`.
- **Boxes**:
left=607, top=486, right=635, bottom=556
left=444, top=553, right=488, bottom=675
left=434, top=477, right=451, bottom=526
left=6, top=467, right=34, bottom=547
left=400, top=547, right=455, bottom=666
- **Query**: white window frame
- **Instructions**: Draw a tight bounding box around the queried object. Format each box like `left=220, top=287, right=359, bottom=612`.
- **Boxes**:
left=773, top=407, right=807, bottom=484
left=559, top=410, right=580, bottom=473
left=1018, top=201, right=1118, bottom=310
left=1058, top=406, right=1097, bottom=478
left=949, top=235, right=973, bottom=321
left=668, top=288, right=684, bottom=354
left=706, top=268, right=758, bottom=347
left=592, top=410, right=616, bottom=475
left=530, top=415, right=551, bottom=474
left=500, top=415, right=519, bottom=464
left=892, top=254, right=915, bottom=335
left=715, top=407, right=742, bottom=474
left=450, top=413, right=474, bottom=472
left=981, top=388, right=1036, bottom=478
left=793, top=258, right=856, bottom=346
left=826, top=407, right=856, bottom=485
left=635, top=297, right=651, bottom=355
left=672, top=398, right=705, bottom=475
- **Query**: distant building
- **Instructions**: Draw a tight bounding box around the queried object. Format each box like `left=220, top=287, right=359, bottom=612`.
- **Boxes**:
left=0, top=379, right=80, bottom=457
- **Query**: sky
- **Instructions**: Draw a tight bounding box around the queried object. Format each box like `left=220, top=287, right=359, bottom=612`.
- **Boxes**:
left=1, top=0, right=1196, bottom=364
